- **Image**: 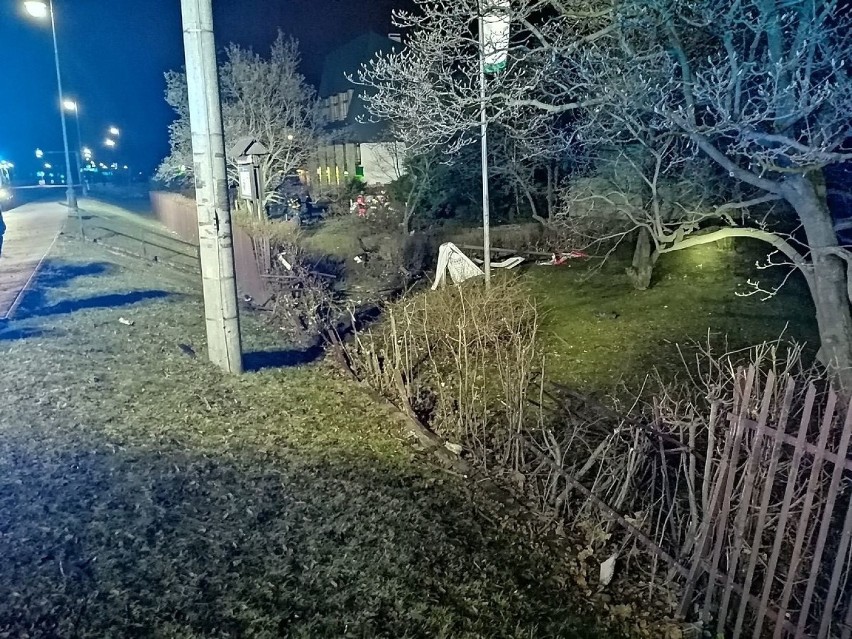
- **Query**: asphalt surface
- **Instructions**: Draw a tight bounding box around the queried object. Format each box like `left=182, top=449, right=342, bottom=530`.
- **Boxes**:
left=0, top=196, right=69, bottom=318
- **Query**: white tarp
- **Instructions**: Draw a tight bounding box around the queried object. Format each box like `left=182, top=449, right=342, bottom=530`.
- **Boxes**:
left=432, top=242, right=484, bottom=289
left=481, top=0, right=511, bottom=73
left=432, top=242, right=525, bottom=289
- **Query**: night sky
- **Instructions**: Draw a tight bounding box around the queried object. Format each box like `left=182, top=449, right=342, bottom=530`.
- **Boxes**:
left=0, top=0, right=412, bottom=176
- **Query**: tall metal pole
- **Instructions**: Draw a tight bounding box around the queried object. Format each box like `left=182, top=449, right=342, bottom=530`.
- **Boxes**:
left=48, top=0, right=77, bottom=215
left=478, top=8, right=492, bottom=288
left=72, top=108, right=87, bottom=196
left=180, top=0, right=243, bottom=374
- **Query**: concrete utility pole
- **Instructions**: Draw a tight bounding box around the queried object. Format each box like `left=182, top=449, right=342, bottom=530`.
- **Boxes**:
left=180, top=0, right=243, bottom=373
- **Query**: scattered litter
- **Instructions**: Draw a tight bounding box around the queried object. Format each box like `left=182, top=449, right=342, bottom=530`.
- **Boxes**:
left=444, top=442, right=463, bottom=455
left=473, top=255, right=525, bottom=269
left=276, top=254, right=293, bottom=271
left=118, top=317, right=134, bottom=326
left=599, top=553, right=617, bottom=586
left=594, top=311, right=620, bottom=320
left=537, top=250, right=588, bottom=266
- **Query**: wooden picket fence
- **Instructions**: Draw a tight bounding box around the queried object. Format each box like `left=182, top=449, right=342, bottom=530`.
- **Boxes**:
left=678, top=367, right=852, bottom=638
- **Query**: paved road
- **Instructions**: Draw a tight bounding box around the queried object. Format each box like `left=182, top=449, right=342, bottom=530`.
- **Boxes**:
left=0, top=200, right=68, bottom=319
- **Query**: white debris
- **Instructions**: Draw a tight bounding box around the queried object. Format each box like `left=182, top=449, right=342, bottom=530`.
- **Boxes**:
left=599, top=553, right=617, bottom=587
left=444, top=442, right=463, bottom=455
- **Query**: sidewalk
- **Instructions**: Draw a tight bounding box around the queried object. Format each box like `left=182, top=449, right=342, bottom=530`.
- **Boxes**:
left=0, top=201, right=68, bottom=319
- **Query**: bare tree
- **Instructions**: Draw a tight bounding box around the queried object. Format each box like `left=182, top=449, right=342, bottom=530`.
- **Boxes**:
left=561, top=112, right=748, bottom=290
left=157, top=33, right=323, bottom=209
left=572, top=0, right=852, bottom=391
left=357, top=0, right=852, bottom=391
left=355, top=0, right=612, bottom=224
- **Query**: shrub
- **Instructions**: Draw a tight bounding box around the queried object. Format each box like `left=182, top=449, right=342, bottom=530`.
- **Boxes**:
left=347, top=276, right=543, bottom=470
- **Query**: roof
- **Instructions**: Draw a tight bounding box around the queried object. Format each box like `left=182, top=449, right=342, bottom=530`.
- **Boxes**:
left=318, top=32, right=399, bottom=99
left=317, top=32, right=400, bottom=143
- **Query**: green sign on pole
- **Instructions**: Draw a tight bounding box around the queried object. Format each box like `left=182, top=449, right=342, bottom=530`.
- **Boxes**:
left=481, top=0, right=510, bottom=73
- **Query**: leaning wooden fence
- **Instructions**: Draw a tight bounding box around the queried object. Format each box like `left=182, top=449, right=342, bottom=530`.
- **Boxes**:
left=678, top=367, right=852, bottom=638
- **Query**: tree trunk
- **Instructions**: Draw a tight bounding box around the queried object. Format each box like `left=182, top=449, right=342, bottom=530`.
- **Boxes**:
left=547, top=163, right=554, bottom=218
left=783, top=174, right=852, bottom=397
left=627, top=227, right=656, bottom=290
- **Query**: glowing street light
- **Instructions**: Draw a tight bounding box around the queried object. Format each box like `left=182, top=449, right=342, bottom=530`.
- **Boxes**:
left=104, top=138, right=116, bottom=147
left=108, top=126, right=120, bottom=136
left=44, top=162, right=52, bottom=169
left=62, top=98, right=87, bottom=195
left=35, top=148, right=44, bottom=158
left=22, top=0, right=78, bottom=213
left=23, top=1, right=48, bottom=18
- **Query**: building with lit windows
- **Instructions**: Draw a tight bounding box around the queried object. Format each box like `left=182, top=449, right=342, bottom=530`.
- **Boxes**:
left=306, top=32, right=403, bottom=191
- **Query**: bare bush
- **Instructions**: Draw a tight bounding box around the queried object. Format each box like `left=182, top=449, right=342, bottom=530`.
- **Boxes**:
left=522, top=338, right=830, bottom=610
left=235, top=216, right=342, bottom=344
left=341, top=276, right=839, bottom=628
left=345, top=277, right=542, bottom=469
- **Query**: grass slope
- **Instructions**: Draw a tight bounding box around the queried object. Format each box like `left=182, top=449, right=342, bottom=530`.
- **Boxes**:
left=528, top=240, right=818, bottom=393
left=0, top=239, right=612, bottom=638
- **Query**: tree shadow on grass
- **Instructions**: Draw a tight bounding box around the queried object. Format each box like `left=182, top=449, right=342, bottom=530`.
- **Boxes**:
left=0, top=324, right=53, bottom=342
left=10, top=259, right=175, bottom=321
left=14, top=261, right=115, bottom=316
left=31, top=261, right=114, bottom=288
left=243, top=343, right=325, bottom=371
left=17, top=290, right=173, bottom=319
left=0, top=436, right=610, bottom=639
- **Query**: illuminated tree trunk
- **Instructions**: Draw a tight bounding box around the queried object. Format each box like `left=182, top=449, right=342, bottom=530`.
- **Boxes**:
left=782, top=174, right=852, bottom=397
left=627, top=227, right=655, bottom=290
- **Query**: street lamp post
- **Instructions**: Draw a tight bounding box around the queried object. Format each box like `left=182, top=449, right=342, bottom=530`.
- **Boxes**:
left=24, top=0, right=78, bottom=215
left=62, top=99, right=87, bottom=196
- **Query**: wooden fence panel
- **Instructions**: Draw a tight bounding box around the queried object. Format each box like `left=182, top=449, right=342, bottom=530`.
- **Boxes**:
left=680, top=367, right=852, bottom=638
left=149, top=190, right=271, bottom=303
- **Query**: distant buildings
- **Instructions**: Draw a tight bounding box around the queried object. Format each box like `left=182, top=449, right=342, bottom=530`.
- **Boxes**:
left=305, top=32, right=403, bottom=191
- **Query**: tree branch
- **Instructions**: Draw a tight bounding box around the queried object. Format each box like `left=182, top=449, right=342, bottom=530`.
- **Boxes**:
left=658, top=226, right=813, bottom=290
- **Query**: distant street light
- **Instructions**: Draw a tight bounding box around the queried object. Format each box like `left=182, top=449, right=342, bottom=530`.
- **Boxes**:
left=23, top=0, right=79, bottom=215
left=62, top=98, right=87, bottom=196
left=108, top=126, right=120, bottom=136
left=104, top=138, right=116, bottom=147
left=35, top=148, right=44, bottom=158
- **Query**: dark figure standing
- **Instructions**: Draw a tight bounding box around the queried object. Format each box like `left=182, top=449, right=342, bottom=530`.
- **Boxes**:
left=0, top=207, right=6, bottom=258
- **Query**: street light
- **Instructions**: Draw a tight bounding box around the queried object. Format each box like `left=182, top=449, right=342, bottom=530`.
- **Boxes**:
left=23, top=1, right=48, bottom=17
left=23, top=0, right=78, bottom=213
left=62, top=98, right=87, bottom=196
left=108, top=126, right=120, bottom=136
left=104, top=138, right=116, bottom=147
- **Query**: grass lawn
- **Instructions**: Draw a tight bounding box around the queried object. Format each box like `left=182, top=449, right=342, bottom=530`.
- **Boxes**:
left=0, top=237, right=620, bottom=638
left=528, top=239, right=818, bottom=393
